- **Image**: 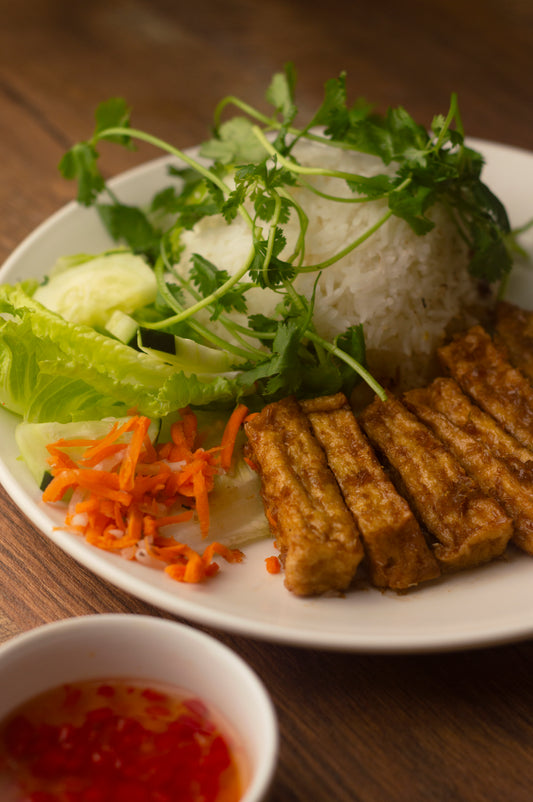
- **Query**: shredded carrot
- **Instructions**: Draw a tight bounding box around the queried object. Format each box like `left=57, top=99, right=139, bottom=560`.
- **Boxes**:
left=179, top=406, right=198, bottom=449
left=43, top=469, right=132, bottom=505
left=193, top=469, right=210, bottom=539
left=152, top=511, right=195, bottom=529
left=265, top=555, right=281, bottom=575
left=203, top=542, right=244, bottom=565
left=183, top=551, right=206, bottom=583
left=244, top=456, right=258, bottom=472
left=46, top=447, right=79, bottom=473
left=81, top=444, right=128, bottom=467
left=219, top=403, right=249, bottom=472
left=119, top=416, right=151, bottom=491
left=43, top=406, right=249, bottom=584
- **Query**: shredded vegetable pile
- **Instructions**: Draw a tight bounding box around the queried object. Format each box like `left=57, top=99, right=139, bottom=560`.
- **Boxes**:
left=41, top=407, right=248, bottom=582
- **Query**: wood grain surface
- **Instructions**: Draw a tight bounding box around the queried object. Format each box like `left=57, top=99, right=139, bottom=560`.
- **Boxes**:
left=1, top=1, right=533, bottom=800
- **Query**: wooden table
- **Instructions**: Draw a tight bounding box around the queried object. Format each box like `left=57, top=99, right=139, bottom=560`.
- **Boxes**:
left=1, top=1, right=533, bottom=799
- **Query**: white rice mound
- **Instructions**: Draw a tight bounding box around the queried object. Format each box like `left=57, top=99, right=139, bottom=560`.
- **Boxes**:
left=176, top=140, right=495, bottom=391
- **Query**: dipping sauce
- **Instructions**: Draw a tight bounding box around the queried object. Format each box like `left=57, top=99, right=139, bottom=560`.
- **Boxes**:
left=0, top=679, right=244, bottom=802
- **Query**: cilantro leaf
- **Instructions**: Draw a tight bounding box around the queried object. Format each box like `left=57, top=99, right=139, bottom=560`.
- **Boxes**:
left=151, top=171, right=223, bottom=230
left=338, top=116, right=396, bottom=164
left=58, top=142, right=105, bottom=206
left=470, top=180, right=511, bottom=233
left=266, top=63, right=298, bottom=126
left=236, top=319, right=304, bottom=398
left=150, top=186, right=183, bottom=215
left=229, top=161, right=295, bottom=224
left=200, top=117, right=268, bottom=164
left=190, top=253, right=248, bottom=318
left=311, top=72, right=374, bottom=143
left=250, top=230, right=296, bottom=287
left=386, top=106, right=427, bottom=159
left=247, top=313, right=279, bottom=350
left=93, top=97, right=133, bottom=147
left=346, top=173, right=394, bottom=198
left=468, top=227, right=512, bottom=282
left=335, top=324, right=366, bottom=393
left=388, top=185, right=436, bottom=235
left=96, top=203, right=161, bottom=260
left=221, top=183, right=248, bottom=223
left=309, top=72, right=349, bottom=128
left=58, top=99, right=133, bottom=205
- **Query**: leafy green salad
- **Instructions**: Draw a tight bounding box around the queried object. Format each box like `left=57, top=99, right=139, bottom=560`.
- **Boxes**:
left=0, top=65, right=525, bottom=430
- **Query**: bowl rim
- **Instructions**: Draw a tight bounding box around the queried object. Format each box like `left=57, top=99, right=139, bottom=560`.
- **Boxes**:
left=0, top=613, right=279, bottom=802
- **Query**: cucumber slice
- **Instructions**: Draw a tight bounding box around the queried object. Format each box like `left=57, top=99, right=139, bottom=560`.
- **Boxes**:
left=138, top=327, right=176, bottom=355
left=104, top=310, right=139, bottom=346
left=33, top=252, right=157, bottom=328
left=15, top=416, right=161, bottom=488
left=138, top=327, right=237, bottom=373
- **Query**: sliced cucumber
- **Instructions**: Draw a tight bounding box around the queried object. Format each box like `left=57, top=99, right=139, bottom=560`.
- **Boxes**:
left=138, top=327, right=176, bottom=355
left=138, top=327, right=237, bottom=373
left=104, top=310, right=140, bottom=346
left=16, top=416, right=161, bottom=489
left=33, top=252, right=157, bottom=328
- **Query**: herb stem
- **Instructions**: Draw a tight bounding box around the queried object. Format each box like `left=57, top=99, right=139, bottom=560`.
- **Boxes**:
left=298, top=208, right=394, bottom=271
left=433, top=92, right=461, bottom=154
left=213, top=95, right=362, bottom=152
left=261, top=195, right=283, bottom=287
left=277, top=187, right=308, bottom=265
left=226, top=321, right=276, bottom=340
left=297, top=177, right=385, bottom=203
left=252, top=126, right=374, bottom=183
left=213, top=96, right=277, bottom=132
left=149, top=261, right=263, bottom=361
left=156, top=243, right=257, bottom=325
left=171, top=271, right=269, bottom=354
left=305, top=329, right=387, bottom=400
left=96, top=126, right=255, bottom=231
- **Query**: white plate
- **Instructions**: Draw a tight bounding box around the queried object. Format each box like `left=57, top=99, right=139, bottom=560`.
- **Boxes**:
left=1, top=139, right=533, bottom=654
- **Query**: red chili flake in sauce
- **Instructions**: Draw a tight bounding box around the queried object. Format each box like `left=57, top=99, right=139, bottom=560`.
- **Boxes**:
left=0, top=679, right=244, bottom=802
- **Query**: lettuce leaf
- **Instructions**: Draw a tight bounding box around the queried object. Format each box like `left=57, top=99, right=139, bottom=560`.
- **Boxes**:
left=0, top=284, right=237, bottom=422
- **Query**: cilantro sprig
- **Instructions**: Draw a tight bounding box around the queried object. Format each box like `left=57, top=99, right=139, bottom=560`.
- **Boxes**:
left=58, top=67, right=520, bottom=405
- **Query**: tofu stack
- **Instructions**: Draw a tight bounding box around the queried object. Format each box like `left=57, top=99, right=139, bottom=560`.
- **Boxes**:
left=244, top=301, right=533, bottom=597
left=244, top=396, right=365, bottom=597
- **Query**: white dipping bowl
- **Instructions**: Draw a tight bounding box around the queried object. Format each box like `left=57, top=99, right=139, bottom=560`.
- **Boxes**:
left=0, top=614, right=278, bottom=801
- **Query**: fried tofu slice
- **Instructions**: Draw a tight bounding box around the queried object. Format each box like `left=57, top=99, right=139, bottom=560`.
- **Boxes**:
left=404, top=384, right=533, bottom=554
left=300, top=393, right=440, bottom=590
left=438, top=325, right=533, bottom=451
left=406, top=377, right=533, bottom=480
left=495, top=300, right=533, bottom=382
left=359, top=395, right=513, bottom=570
left=244, top=396, right=364, bottom=596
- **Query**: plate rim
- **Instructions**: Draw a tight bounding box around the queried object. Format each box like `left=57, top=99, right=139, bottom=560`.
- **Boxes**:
left=2, top=137, right=533, bottom=653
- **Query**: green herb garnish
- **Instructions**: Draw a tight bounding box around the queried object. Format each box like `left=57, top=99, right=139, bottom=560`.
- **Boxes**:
left=58, top=65, right=519, bottom=405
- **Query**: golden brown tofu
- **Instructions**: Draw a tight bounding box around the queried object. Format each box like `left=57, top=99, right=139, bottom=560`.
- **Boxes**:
left=300, top=393, right=440, bottom=590
left=406, top=377, right=533, bottom=481
left=244, top=396, right=364, bottom=596
left=359, top=395, right=513, bottom=570
left=404, top=386, right=533, bottom=554
left=495, top=301, right=533, bottom=382
left=439, top=325, right=533, bottom=451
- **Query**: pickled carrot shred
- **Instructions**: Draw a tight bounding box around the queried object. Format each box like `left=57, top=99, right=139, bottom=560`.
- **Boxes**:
left=42, top=406, right=248, bottom=582
left=265, top=555, right=281, bottom=574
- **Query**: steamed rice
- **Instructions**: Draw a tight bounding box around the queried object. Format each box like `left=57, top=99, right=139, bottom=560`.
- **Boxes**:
left=175, top=140, right=494, bottom=391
